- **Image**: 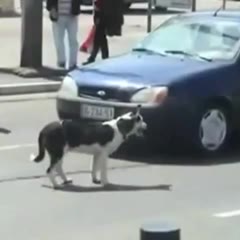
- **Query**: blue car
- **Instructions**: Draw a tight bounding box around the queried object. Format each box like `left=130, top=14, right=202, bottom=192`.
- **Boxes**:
left=57, top=10, right=240, bottom=155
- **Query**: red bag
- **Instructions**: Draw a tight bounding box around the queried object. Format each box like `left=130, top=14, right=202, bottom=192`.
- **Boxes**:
left=79, top=25, right=96, bottom=53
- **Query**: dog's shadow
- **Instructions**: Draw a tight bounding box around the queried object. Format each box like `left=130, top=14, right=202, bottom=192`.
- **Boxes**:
left=42, top=183, right=172, bottom=193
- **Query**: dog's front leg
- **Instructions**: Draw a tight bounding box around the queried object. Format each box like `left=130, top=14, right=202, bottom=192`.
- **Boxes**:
left=99, top=154, right=109, bottom=186
left=91, top=153, right=101, bottom=184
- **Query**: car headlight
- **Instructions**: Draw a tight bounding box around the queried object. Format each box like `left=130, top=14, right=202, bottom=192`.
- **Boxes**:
left=130, top=86, right=168, bottom=104
left=58, top=76, right=78, bottom=97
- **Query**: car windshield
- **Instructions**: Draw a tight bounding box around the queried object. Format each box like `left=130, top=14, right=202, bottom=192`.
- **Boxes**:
left=133, top=16, right=240, bottom=61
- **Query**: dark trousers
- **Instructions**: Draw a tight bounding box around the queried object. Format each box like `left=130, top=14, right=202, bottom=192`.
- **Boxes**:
left=88, top=17, right=109, bottom=61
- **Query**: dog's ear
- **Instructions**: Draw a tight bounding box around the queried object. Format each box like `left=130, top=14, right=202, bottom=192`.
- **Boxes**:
left=136, top=104, right=141, bottom=114
left=131, top=104, right=142, bottom=116
left=117, top=118, right=135, bottom=139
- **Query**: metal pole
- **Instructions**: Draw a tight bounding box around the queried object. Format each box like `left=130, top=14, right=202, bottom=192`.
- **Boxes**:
left=20, top=0, right=43, bottom=68
left=222, top=0, right=226, bottom=9
left=191, top=0, right=196, bottom=12
left=147, top=0, right=152, bottom=33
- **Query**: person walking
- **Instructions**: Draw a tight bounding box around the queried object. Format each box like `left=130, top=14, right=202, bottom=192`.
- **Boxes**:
left=83, top=0, right=124, bottom=65
left=46, top=0, right=81, bottom=70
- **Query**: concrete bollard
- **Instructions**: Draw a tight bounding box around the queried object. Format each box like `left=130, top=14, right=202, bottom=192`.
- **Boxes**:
left=0, top=0, right=15, bottom=14
left=140, top=220, right=180, bottom=240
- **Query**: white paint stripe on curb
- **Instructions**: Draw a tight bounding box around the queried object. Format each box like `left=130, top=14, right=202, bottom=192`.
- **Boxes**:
left=0, top=82, right=61, bottom=95
left=213, top=210, right=240, bottom=218
left=0, top=82, right=60, bottom=87
left=0, top=143, right=36, bottom=151
left=0, top=92, right=57, bottom=103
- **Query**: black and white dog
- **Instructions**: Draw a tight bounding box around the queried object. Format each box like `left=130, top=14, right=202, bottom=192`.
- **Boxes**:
left=30, top=105, right=147, bottom=188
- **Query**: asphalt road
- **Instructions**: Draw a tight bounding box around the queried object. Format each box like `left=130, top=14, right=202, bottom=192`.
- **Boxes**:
left=1, top=98, right=240, bottom=240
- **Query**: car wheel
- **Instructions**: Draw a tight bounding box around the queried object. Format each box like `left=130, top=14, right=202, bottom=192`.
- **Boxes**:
left=194, top=105, right=231, bottom=155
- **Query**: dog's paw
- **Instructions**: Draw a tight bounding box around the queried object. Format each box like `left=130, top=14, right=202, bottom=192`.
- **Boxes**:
left=52, top=184, right=61, bottom=190
left=101, top=180, right=109, bottom=187
left=92, top=178, right=101, bottom=185
left=62, top=179, right=73, bottom=185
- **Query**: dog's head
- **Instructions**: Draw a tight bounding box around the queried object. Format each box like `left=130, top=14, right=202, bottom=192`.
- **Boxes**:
left=116, top=105, right=147, bottom=140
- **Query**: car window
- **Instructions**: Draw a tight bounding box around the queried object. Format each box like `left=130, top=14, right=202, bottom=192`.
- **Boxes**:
left=144, top=22, right=197, bottom=52
left=134, top=17, right=240, bottom=61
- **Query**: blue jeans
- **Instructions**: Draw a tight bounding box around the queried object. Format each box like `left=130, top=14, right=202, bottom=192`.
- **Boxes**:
left=52, top=15, right=79, bottom=69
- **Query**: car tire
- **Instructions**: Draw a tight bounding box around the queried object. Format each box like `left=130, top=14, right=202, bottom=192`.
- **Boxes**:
left=191, top=104, right=232, bottom=156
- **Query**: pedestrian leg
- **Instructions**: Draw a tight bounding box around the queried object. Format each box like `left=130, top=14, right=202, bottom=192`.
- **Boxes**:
left=66, top=16, right=79, bottom=70
left=52, top=16, right=67, bottom=68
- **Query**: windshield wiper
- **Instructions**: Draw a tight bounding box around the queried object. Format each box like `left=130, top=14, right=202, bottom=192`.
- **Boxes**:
left=132, top=47, right=166, bottom=56
left=164, top=50, right=212, bottom=62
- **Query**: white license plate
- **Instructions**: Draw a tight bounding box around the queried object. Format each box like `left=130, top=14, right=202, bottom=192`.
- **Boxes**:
left=81, top=104, right=115, bottom=120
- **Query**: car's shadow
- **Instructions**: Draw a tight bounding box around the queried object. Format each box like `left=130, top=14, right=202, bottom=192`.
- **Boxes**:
left=42, top=182, right=171, bottom=193
left=112, top=139, right=240, bottom=166
left=41, top=140, right=240, bottom=193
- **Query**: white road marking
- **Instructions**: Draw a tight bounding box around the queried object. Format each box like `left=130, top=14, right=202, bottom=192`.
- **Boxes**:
left=0, top=144, right=36, bottom=151
left=213, top=210, right=240, bottom=218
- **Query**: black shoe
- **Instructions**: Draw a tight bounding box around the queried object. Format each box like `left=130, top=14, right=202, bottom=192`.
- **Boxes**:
left=57, top=62, right=65, bottom=68
left=68, top=64, right=77, bottom=71
left=82, top=59, right=95, bottom=65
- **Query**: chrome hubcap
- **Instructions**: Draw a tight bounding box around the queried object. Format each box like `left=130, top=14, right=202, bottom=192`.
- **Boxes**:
left=199, top=109, right=227, bottom=151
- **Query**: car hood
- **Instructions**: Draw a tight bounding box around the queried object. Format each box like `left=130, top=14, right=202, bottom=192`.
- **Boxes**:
left=70, top=52, right=225, bottom=90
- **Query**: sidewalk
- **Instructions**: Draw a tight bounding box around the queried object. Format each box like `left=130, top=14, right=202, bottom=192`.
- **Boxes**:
left=0, top=3, right=170, bottom=97
left=0, top=73, right=62, bottom=96
left=1, top=1, right=240, bottom=69
left=0, top=0, right=240, bottom=97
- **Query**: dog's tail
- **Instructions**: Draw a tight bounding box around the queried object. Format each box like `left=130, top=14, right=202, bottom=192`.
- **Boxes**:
left=30, top=132, right=45, bottom=163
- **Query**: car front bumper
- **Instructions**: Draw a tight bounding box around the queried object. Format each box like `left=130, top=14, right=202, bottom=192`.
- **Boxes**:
left=57, top=96, right=160, bottom=120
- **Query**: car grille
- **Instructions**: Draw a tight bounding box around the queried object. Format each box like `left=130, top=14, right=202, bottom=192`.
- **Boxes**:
left=78, top=87, right=131, bottom=102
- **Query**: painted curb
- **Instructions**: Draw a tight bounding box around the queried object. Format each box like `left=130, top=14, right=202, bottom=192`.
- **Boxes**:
left=0, top=82, right=61, bottom=96
left=0, top=93, right=57, bottom=103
